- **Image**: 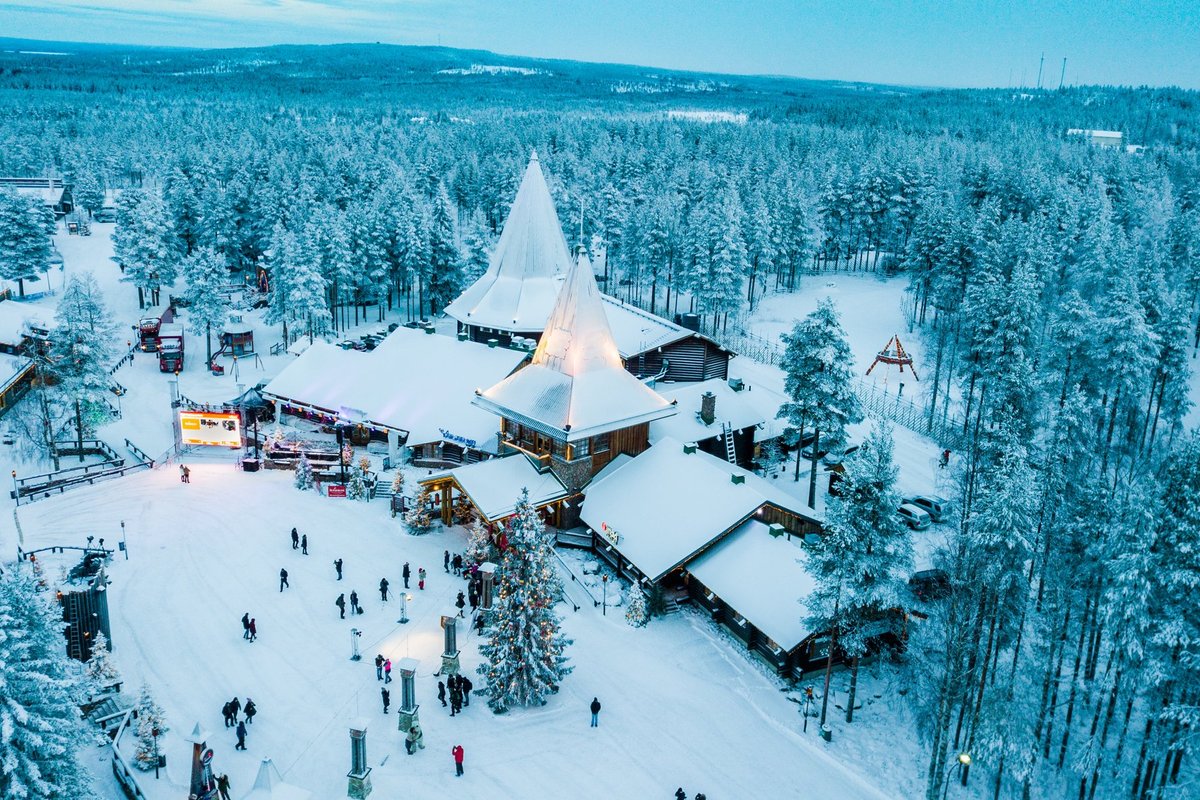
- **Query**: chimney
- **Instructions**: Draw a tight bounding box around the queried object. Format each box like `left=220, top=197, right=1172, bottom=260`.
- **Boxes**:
left=683, top=442, right=698, bottom=454
left=730, top=474, right=745, bottom=485
left=700, top=391, right=716, bottom=425
left=457, top=331, right=469, bottom=342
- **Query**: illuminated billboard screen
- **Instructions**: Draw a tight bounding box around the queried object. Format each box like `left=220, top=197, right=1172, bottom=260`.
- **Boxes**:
left=180, top=411, right=242, bottom=448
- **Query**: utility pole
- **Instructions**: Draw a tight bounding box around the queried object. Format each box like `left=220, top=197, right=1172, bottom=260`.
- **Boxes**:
left=1036, top=52, right=1044, bottom=90
left=1059, top=58, right=1067, bottom=90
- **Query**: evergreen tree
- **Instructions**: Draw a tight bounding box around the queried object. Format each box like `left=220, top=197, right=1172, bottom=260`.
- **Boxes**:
left=625, top=586, right=649, bottom=628
left=180, top=247, right=231, bottom=367
left=0, top=188, right=55, bottom=298
left=389, top=470, right=404, bottom=497
left=293, top=452, right=313, bottom=491
left=0, top=564, right=92, bottom=798
left=347, top=464, right=368, bottom=501
left=50, top=272, right=117, bottom=460
left=426, top=184, right=462, bottom=313
left=404, top=486, right=434, bottom=533
left=84, top=631, right=120, bottom=689
left=114, top=189, right=178, bottom=308
left=132, top=684, right=168, bottom=772
left=71, top=170, right=105, bottom=220
left=477, top=489, right=572, bottom=713
left=465, top=519, right=497, bottom=565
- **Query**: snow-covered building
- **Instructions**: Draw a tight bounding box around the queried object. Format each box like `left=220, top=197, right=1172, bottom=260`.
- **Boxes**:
left=261, top=328, right=526, bottom=466
left=651, top=378, right=764, bottom=467
left=1066, top=128, right=1124, bottom=148
left=0, top=176, right=70, bottom=216
left=444, top=152, right=732, bottom=382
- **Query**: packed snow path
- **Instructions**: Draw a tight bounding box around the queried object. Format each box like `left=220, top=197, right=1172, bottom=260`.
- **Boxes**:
left=9, top=465, right=893, bottom=799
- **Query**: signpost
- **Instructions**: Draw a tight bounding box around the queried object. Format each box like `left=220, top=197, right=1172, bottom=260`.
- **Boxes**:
left=328, top=484, right=347, bottom=498
left=178, top=410, right=242, bottom=448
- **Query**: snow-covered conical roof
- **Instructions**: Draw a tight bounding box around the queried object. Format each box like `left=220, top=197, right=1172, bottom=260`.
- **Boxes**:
left=444, top=151, right=573, bottom=333
left=244, top=757, right=313, bottom=800
left=474, top=247, right=675, bottom=442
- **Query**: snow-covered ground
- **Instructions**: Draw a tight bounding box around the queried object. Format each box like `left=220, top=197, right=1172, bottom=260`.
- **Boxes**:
left=5, top=468, right=897, bottom=800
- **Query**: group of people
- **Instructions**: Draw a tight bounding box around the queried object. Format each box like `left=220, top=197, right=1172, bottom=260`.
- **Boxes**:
left=335, top=591, right=363, bottom=618
left=674, top=791, right=707, bottom=800
left=437, top=673, right=473, bottom=716
left=221, top=696, right=256, bottom=751
left=239, top=613, right=257, bottom=642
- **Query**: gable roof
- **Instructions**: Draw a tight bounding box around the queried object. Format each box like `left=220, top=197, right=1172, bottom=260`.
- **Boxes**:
left=422, top=454, right=568, bottom=522
left=651, top=379, right=766, bottom=444
left=444, top=151, right=574, bottom=333
left=474, top=248, right=676, bottom=442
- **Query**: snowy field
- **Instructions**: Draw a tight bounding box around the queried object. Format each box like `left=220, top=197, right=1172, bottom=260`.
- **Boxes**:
left=5, top=468, right=897, bottom=800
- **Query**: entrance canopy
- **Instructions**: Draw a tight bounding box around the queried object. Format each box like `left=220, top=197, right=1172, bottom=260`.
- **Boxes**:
left=422, top=453, right=568, bottom=523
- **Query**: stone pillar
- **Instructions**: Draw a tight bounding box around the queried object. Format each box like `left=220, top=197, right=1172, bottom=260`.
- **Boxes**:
left=440, top=485, right=452, bottom=526
left=440, top=613, right=460, bottom=676
left=186, top=723, right=217, bottom=800
left=479, top=562, right=497, bottom=610
left=396, top=658, right=420, bottom=732
left=387, top=429, right=399, bottom=463
left=347, top=719, right=372, bottom=799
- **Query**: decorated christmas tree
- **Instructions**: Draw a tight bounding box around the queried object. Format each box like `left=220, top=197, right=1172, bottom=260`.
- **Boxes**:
left=465, top=519, right=498, bottom=565
left=133, top=683, right=169, bottom=771
left=390, top=470, right=404, bottom=496
left=347, top=465, right=368, bottom=500
left=340, top=442, right=353, bottom=469
left=0, top=565, right=93, bottom=796
left=452, top=493, right=476, bottom=526
left=358, top=455, right=371, bottom=473
left=625, top=587, right=649, bottom=627
left=404, top=486, right=434, bottom=533
left=477, top=489, right=572, bottom=713
left=84, top=631, right=121, bottom=688
left=294, top=452, right=313, bottom=491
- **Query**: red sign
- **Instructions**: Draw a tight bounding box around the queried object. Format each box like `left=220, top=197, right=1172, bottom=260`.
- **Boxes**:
left=327, top=484, right=347, bottom=498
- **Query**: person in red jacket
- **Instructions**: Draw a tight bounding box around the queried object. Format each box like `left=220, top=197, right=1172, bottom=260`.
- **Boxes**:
left=451, top=744, right=464, bottom=777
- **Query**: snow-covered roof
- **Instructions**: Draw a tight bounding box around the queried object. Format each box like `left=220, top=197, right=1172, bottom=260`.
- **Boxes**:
left=0, top=300, right=50, bottom=345
left=14, top=185, right=63, bottom=206
left=727, top=356, right=790, bottom=439
left=651, top=379, right=765, bottom=444
left=474, top=249, right=676, bottom=442
left=601, top=297, right=694, bottom=358
left=444, top=151, right=574, bottom=333
left=686, top=519, right=815, bottom=650
left=262, top=330, right=525, bottom=449
left=580, top=437, right=819, bottom=581
left=424, top=453, right=568, bottom=522
left=243, top=757, right=313, bottom=800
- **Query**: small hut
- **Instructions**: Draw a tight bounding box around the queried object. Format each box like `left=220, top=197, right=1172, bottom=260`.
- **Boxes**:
left=221, top=322, right=255, bottom=356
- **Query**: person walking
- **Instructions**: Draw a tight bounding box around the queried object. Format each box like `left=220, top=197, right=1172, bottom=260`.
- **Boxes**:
left=216, top=773, right=232, bottom=800
left=418, top=567, right=426, bottom=590
left=437, top=681, right=447, bottom=707
left=375, top=654, right=384, bottom=680
left=222, top=701, right=233, bottom=728
left=384, top=658, right=393, bottom=683
left=229, top=697, right=241, bottom=724
left=468, top=585, right=478, bottom=613
left=248, top=618, right=257, bottom=642
left=461, top=675, right=473, bottom=707
left=449, top=681, right=462, bottom=717
left=590, top=697, right=601, bottom=727
left=405, top=725, right=418, bottom=755
left=443, top=550, right=450, bottom=573
left=402, top=562, right=410, bottom=588
left=235, top=720, right=247, bottom=751
left=675, top=790, right=687, bottom=800
left=243, top=699, right=256, bottom=725
left=291, top=528, right=299, bottom=550
left=451, top=744, right=464, bottom=777
left=180, top=465, right=191, bottom=483
left=279, top=568, right=289, bottom=592
left=301, top=534, right=308, bottom=555
left=379, top=578, right=390, bottom=602
left=350, top=590, right=361, bottom=615
left=241, top=612, right=251, bottom=640
left=455, top=591, right=466, bottom=618
left=381, top=687, right=390, bottom=714
left=334, top=558, right=343, bottom=580
left=336, top=593, right=346, bottom=619
left=452, top=554, right=463, bottom=576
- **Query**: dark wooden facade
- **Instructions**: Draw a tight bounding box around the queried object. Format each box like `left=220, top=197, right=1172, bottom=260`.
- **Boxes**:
left=59, top=569, right=111, bottom=663
left=497, top=418, right=651, bottom=484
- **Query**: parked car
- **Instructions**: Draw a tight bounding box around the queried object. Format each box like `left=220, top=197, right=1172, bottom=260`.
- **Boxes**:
left=904, top=494, right=951, bottom=523
left=823, top=444, right=860, bottom=467
left=896, top=503, right=932, bottom=531
left=909, top=569, right=951, bottom=601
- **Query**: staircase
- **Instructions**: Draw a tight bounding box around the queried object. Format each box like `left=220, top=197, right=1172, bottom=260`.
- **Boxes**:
left=721, top=422, right=737, bottom=464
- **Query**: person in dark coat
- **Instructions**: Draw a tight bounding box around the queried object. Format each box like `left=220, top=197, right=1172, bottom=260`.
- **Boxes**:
left=334, top=558, right=343, bottom=580
left=217, top=773, right=232, bottom=800
left=590, top=697, right=601, bottom=727
left=452, top=744, right=464, bottom=776
left=241, top=613, right=251, bottom=640
left=291, top=528, right=299, bottom=550
left=381, top=687, right=390, bottom=713
left=375, top=654, right=384, bottom=680
left=437, top=681, right=447, bottom=707
left=229, top=697, right=241, bottom=723
left=380, top=578, right=390, bottom=602
left=675, top=790, right=686, bottom=800
left=300, top=534, right=308, bottom=555
left=336, top=593, right=346, bottom=619
left=449, top=682, right=462, bottom=716
left=222, top=701, right=232, bottom=728
left=455, top=591, right=466, bottom=618
left=350, top=591, right=360, bottom=614
left=244, top=699, right=256, bottom=724
left=235, top=720, right=247, bottom=750
left=461, top=675, right=473, bottom=706
left=468, top=585, right=479, bottom=613
left=402, top=562, right=411, bottom=588
left=452, top=554, right=463, bottom=575
left=279, top=568, right=289, bottom=591
left=443, top=550, right=450, bottom=573
left=248, top=618, right=257, bottom=641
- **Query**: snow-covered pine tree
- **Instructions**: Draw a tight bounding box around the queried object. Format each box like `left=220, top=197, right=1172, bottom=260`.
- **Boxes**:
left=476, top=489, right=572, bottom=713
left=0, top=564, right=92, bottom=797
left=358, top=455, right=371, bottom=473
left=50, top=272, right=118, bottom=461
left=804, top=423, right=911, bottom=724
left=347, top=465, right=368, bottom=501
left=84, top=631, right=121, bottom=690
left=465, top=519, right=497, bottom=565
left=452, top=493, right=476, bottom=526
left=72, top=170, right=105, bottom=220
left=390, top=470, right=404, bottom=496
left=132, top=684, right=168, bottom=771
left=404, top=486, right=434, bottom=533
left=114, top=189, right=178, bottom=309
left=180, top=246, right=232, bottom=367
left=341, top=442, right=353, bottom=469
left=426, top=183, right=463, bottom=314
left=625, top=586, right=649, bottom=628
left=293, top=452, right=313, bottom=491
left=0, top=187, right=55, bottom=298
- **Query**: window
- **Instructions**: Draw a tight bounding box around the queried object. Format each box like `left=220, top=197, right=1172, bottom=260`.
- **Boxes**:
left=573, top=438, right=590, bottom=458
left=592, top=432, right=610, bottom=454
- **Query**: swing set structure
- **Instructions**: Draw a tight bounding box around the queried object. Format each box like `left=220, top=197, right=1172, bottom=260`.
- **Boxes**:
left=865, top=334, right=919, bottom=381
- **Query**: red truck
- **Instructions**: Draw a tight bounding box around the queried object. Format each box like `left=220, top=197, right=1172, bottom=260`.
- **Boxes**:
left=157, top=323, right=184, bottom=372
left=137, top=306, right=175, bottom=352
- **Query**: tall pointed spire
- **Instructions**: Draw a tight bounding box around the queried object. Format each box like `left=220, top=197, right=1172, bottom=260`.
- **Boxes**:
left=475, top=247, right=675, bottom=442
left=444, top=151, right=573, bottom=333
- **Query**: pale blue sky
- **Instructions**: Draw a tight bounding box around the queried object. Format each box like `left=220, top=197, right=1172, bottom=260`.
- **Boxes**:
left=3, top=1, right=1198, bottom=89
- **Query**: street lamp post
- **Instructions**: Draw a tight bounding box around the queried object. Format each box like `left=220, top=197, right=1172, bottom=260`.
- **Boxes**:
left=601, top=575, right=608, bottom=616
left=12, top=469, right=18, bottom=507
left=152, top=726, right=161, bottom=779
left=120, top=520, right=128, bottom=560
left=398, top=593, right=411, bottom=624
left=940, top=752, right=971, bottom=800
left=349, top=628, right=362, bottom=661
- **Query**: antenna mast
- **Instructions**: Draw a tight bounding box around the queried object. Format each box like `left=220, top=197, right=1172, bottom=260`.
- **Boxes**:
left=1059, top=58, right=1067, bottom=90
left=1037, top=52, right=1044, bottom=90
